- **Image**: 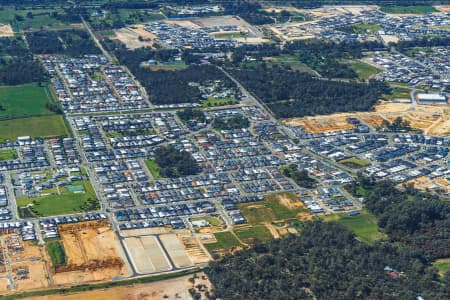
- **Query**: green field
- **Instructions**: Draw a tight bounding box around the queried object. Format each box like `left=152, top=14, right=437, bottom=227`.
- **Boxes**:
left=17, top=180, right=99, bottom=218
left=353, top=23, right=382, bottom=34
left=213, top=32, right=246, bottom=39
left=147, top=62, right=188, bottom=71
left=338, top=157, right=371, bottom=169
left=323, top=210, right=386, bottom=244
left=46, top=240, right=66, bottom=266
left=432, top=258, right=450, bottom=278
left=238, top=192, right=308, bottom=225
left=0, top=148, right=16, bottom=161
left=0, top=84, right=56, bottom=119
left=0, top=9, right=70, bottom=32
left=234, top=225, right=272, bottom=244
left=204, top=231, right=243, bottom=254
left=201, top=97, right=238, bottom=108
left=0, top=115, right=70, bottom=141
left=350, top=61, right=382, bottom=81
left=265, top=55, right=318, bottom=75
left=380, top=6, right=438, bottom=14
left=383, top=86, right=411, bottom=101
left=144, top=159, right=161, bottom=179
left=191, top=215, right=223, bottom=226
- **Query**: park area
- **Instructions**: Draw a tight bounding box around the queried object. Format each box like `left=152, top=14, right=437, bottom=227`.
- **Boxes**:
left=0, top=84, right=70, bottom=141
left=16, top=180, right=99, bottom=218
left=323, top=210, right=386, bottom=244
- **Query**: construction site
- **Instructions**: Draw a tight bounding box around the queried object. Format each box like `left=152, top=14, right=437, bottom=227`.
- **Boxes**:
left=0, top=233, right=51, bottom=294
left=51, top=221, right=131, bottom=286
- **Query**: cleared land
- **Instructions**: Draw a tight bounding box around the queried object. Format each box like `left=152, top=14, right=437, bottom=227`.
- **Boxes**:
left=0, top=24, right=13, bottom=37
left=432, top=258, right=450, bottom=277
left=16, top=179, right=99, bottom=217
left=203, top=231, right=242, bottom=255
left=0, top=84, right=56, bottom=119
left=284, top=115, right=355, bottom=133
left=338, top=157, right=371, bottom=169
left=380, top=6, right=438, bottom=14
left=350, top=60, right=382, bottom=81
left=25, top=272, right=210, bottom=300
left=52, top=221, right=131, bottom=286
left=323, top=210, right=386, bottom=244
left=113, top=26, right=155, bottom=50
left=159, top=234, right=194, bottom=268
left=234, top=225, right=273, bottom=244
left=123, top=235, right=171, bottom=274
left=0, top=115, right=70, bottom=141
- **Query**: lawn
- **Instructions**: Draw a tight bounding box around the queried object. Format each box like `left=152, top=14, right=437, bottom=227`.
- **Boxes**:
left=201, top=97, right=237, bottom=108
left=380, top=6, right=437, bottom=14
left=46, top=239, right=66, bottom=266
left=0, top=84, right=56, bottom=119
left=350, top=61, right=382, bottom=81
left=0, top=148, right=16, bottom=161
left=338, top=157, right=371, bottom=169
left=323, top=210, right=386, bottom=244
left=234, top=225, right=273, bottom=244
left=0, top=115, right=71, bottom=141
left=238, top=192, right=308, bottom=225
left=203, top=231, right=242, bottom=253
left=383, top=86, right=411, bottom=101
left=353, top=23, right=381, bottom=34
left=432, top=258, right=450, bottom=278
left=191, top=215, right=223, bottom=226
left=213, top=32, right=246, bottom=39
left=16, top=180, right=99, bottom=218
left=144, top=159, right=161, bottom=179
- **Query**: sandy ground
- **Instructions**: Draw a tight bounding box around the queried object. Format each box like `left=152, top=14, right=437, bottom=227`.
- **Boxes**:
left=120, top=227, right=188, bottom=237
left=26, top=272, right=213, bottom=300
left=123, top=236, right=171, bottom=274
left=113, top=25, right=157, bottom=49
left=180, top=235, right=211, bottom=264
left=160, top=235, right=194, bottom=269
left=404, top=176, right=449, bottom=194
left=192, top=15, right=250, bottom=29
left=380, top=35, right=399, bottom=44
left=284, top=114, right=355, bottom=133
left=165, top=19, right=200, bottom=29
left=435, top=6, right=450, bottom=12
left=0, top=278, right=9, bottom=292
left=53, top=223, right=131, bottom=286
left=0, top=24, right=13, bottom=37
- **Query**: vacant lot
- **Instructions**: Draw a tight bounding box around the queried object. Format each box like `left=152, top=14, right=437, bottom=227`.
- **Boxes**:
left=0, top=84, right=56, bottom=119
left=380, top=6, right=438, bottom=14
left=284, top=115, right=355, bottom=133
left=17, top=179, right=99, bottom=217
left=238, top=192, right=310, bottom=225
left=203, top=231, right=242, bottom=255
left=52, top=221, right=131, bottom=286
left=0, top=9, right=71, bottom=32
left=123, top=235, right=171, bottom=274
left=338, top=157, right=371, bottom=169
left=323, top=210, right=386, bottom=244
left=0, top=115, right=70, bottom=141
left=234, top=225, right=273, bottom=244
left=159, top=234, right=193, bottom=268
left=350, top=61, right=382, bottom=81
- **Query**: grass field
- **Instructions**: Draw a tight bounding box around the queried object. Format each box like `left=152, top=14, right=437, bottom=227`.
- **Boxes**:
left=201, top=97, right=237, bottom=108
left=350, top=61, right=382, bottom=81
left=191, top=215, right=223, bottom=226
left=144, top=159, right=161, bottom=179
left=0, top=84, right=56, bottom=119
left=147, top=62, right=188, bottom=71
left=46, top=239, right=66, bottom=266
left=204, top=231, right=242, bottom=253
left=323, top=210, right=386, bottom=244
left=0, top=9, right=70, bottom=32
left=0, top=148, right=16, bottom=161
left=383, top=86, right=411, bottom=101
left=432, top=258, right=450, bottom=278
left=265, top=55, right=318, bottom=75
left=238, top=192, right=308, bottom=225
left=353, top=23, right=381, bottom=34
left=234, top=225, right=273, bottom=244
left=17, top=180, right=99, bottom=217
left=0, top=115, right=70, bottom=141
left=380, top=6, right=437, bottom=14
left=338, top=157, right=371, bottom=169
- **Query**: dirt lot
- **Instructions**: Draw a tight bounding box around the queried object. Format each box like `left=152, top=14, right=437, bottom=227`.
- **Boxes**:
left=113, top=25, right=156, bottom=49
left=53, top=222, right=131, bottom=286
left=6, top=237, right=51, bottom=293
left=123, top=236, right=171, bottom=274
left=404, top=176, right=449, bottom=194
left=160, top=234, right=194, bottom=268
left=180, top=235, right=211, bottom=264
left=0, top=24, right=13, bottom=37
left=0, top=278, right=9, bottom=292
left=27, top=272, right=213, bottom=300
left=284, top=114, right=355, bottom=133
